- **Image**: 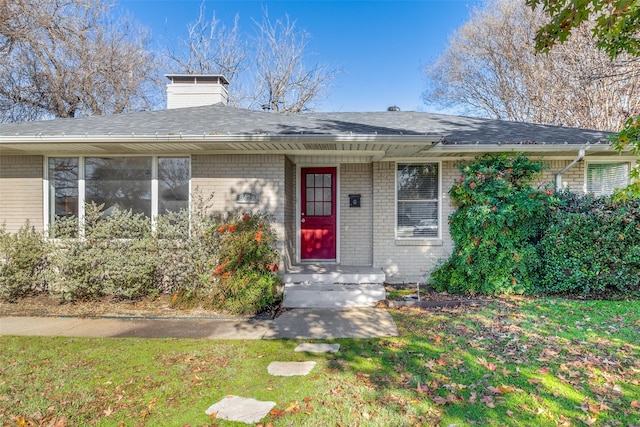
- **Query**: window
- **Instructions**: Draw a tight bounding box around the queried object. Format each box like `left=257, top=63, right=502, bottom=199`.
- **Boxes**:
left=305, top=172, right=332, bottom=216
left=85, top=157, right=153, bottom=217
left=47, top=156, right=190, bottom=228
left=397, top=163, right=439, bottom=238
left=48, top=158, right=79, bottom=221
left=586, top=162, right=629, bottom=196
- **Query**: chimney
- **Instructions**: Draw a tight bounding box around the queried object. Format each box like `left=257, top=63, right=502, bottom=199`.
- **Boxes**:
left=165, top=74, right=229, bottom=109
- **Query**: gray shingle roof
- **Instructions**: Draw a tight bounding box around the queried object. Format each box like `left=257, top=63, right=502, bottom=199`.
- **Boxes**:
left=0, top=103, right=612, bottom=145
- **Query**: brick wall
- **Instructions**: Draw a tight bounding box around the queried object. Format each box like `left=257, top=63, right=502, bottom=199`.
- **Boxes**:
left=191, top=154, right=286, bottom=258
left=372, top=160, right=458, bottom=284
left=542, top=159, right=586, bottom=193
left=0, top=155, right=44, bottom=233
left=339, top=163, right=373, bottom=266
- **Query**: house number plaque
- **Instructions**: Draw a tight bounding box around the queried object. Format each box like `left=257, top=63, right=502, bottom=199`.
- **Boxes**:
left=236, top=192, right=259, bottom=204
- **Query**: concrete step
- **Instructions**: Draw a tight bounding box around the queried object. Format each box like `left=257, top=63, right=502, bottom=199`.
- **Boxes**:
left=283, top=269, right=385, bottom=286
left=283, top=283, right=386, bottom=308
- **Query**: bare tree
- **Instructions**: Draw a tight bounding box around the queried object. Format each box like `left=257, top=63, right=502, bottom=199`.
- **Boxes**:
left=251, top=10, right=338, bottom=113
left=423, top=0, right=640, bottom=131
left=0, top=0, right=159, bottom=122
left=166, top=2, right=247, bottom=84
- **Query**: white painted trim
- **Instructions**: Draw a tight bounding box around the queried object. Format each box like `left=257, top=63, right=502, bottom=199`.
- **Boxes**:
left=43, top=154, right=191, bottom=233
left=584, top=159, right=632, bottom=195
left=394, top=160, right=443, bottom=242
left=295, top=164, right=341, bottom=264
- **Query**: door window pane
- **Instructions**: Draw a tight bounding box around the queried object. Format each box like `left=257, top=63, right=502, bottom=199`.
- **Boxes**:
left=306, top=202, right=315, bottom=215
left=304, top=171, right=333, bottom=216
left=85, top=157, right=152, bottom=217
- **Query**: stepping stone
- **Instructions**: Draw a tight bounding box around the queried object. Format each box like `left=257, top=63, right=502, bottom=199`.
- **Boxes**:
left=267, top=361, right=316, bottom=376
left=204, top=395, right=275, bottom=424
left=295, top=343, right=340, bottom=353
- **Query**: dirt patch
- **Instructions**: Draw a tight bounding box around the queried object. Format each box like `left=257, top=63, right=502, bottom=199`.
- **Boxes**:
left=0, top=285, right=492, bottom=318
left=0, top=294, right=224, bottom=318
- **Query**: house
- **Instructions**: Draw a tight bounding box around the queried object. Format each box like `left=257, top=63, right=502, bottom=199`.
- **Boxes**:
left=0, top=75, right=631, bottom=306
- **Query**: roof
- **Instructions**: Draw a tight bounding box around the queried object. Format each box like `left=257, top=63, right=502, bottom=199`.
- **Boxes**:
left=0, top=104, right=618, bottom=159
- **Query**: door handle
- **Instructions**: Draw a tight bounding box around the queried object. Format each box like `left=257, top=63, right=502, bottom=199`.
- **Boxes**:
left=301, top=218, right=306, bottom=223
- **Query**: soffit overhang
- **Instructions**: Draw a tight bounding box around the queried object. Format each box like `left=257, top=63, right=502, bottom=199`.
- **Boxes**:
left=0, top=134, right=626, bottom=160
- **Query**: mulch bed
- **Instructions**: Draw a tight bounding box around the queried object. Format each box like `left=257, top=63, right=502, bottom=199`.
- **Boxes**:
left=0, top=285, right=491, bottom=318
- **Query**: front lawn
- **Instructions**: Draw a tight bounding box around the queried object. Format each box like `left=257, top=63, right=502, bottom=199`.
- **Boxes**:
left=1, top=297, right=638, bottom=426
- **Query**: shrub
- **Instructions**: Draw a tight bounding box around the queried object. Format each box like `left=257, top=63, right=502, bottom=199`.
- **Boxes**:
left=153, top=194, right=219, bottom=295
left=539, top=193, right=640, bottom=298
left=203, top=211, right=282, bottom=315
left=0, top=223, right=50, bottom=301
left=430, top=153, right=551, bottom=295
left=49, top=204, right=157, bottom=300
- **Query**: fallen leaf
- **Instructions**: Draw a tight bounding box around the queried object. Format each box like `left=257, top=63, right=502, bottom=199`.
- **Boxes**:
left=487, top=363, right=497, bottom=371
left=285, top=401, right=300, bottom=413
left=209, top=411, right=217, bottom=420
left=632, top=400, right=640, bottom=409
left=432, top=396, right=447, bottom=405
left=540, top=367, right=549, bottom=374
left=583, top=416, right=597, bottom=426
left=269, top=410, right=284, bottom=417
left=498, top=385, right=516, bottom=394
left=480, top=395, right=495, bottom=408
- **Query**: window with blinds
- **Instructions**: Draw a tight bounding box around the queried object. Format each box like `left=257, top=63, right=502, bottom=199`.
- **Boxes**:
left=397, top=163, right=439, bottom=238
left=586, top=162, right=629, bottom=196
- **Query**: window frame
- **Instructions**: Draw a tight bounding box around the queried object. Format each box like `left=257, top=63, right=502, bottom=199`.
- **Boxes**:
left=395, top=161, right=442, bottom=241
left=585, top=160, right=630, bottom=196
left=44, top=155, right=191, bottom=235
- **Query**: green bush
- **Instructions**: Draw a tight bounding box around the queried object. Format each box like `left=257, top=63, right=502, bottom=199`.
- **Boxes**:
left=153, top=193, right=219, bottom=295
left=49, top=204, right=157, bottom=300
left=204, top=211, right=282, bottom=315
left=539, top=193, right=640, bottom=297
left=0, top=223, right=50, bottom=301
left=3, top=192, right=283, bottom=313
left=430, top=153, right=551, bottom=295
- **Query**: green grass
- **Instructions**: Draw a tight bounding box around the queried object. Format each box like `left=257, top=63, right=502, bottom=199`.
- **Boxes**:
left=1, top=297, right=639, bottom=426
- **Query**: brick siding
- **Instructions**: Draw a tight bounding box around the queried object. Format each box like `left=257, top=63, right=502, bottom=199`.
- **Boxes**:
left=339, top=163, right=373, bottom=266
left=191, top=154, right=286, bottom=258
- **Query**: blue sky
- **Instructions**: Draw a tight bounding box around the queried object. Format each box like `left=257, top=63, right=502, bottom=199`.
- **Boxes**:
left=119, top=0, right=482, bottom=112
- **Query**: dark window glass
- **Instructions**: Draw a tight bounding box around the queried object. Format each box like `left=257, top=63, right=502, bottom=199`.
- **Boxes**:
left=158, top=157, right=190, bottom=214
left=48, top=158, right=79, bottom=222
left=85, top=157, right=152, bottom=217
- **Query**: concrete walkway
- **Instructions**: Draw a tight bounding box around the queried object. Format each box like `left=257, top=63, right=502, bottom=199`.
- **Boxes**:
left=0, top=308, right=398, bottom=339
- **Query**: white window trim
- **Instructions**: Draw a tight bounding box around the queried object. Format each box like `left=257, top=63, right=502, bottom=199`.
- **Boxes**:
left=44, top=155, right=191, bottom=235
left=394, top=160, right=442, bottom=243
left=584, top=160, right=631, bottom=196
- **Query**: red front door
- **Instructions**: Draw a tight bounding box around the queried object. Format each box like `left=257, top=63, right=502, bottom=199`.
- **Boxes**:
left=301, top=167, right=336, bottom=260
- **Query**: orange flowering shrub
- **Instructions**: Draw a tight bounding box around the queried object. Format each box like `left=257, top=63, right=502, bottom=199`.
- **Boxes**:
left=206, top=210, right=281, bottom=314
